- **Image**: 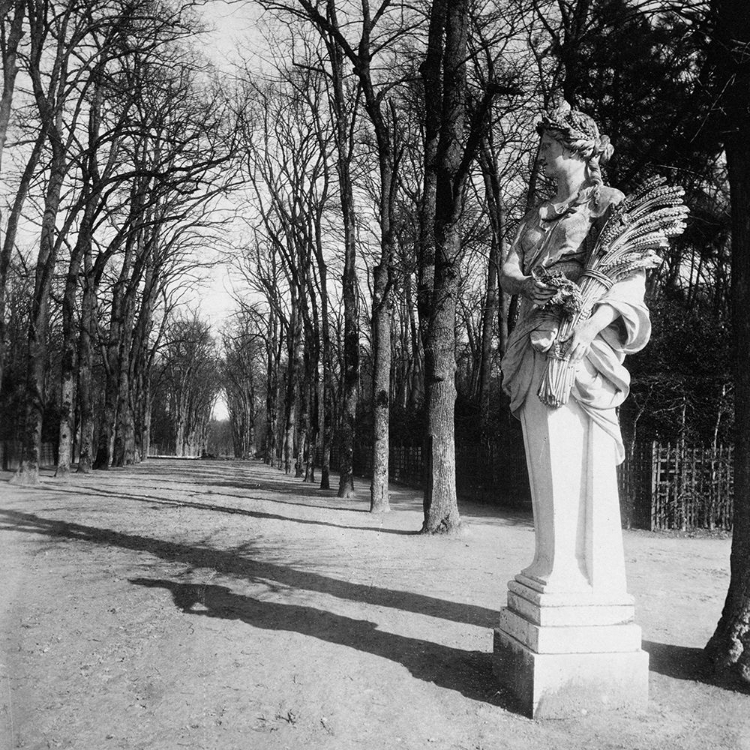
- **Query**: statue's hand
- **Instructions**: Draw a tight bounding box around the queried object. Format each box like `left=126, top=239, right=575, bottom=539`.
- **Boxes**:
left=522, top=276, right=556, bottom=305
left=560, top=322, right=596, bottom=362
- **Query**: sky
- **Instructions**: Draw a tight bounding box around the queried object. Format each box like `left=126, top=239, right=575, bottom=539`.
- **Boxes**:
left=198, top=2, right=266, bottom=420
left=188, top=2, right=264, bottom=335
left=200, top=1, right=266, bottom=68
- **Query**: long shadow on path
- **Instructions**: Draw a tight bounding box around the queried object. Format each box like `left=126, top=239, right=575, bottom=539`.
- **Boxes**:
left=133, top=460, right=362, bottom=502
left=0, top=508, right=499, bottom=629
left=4, top=506, right=743, bottom=708
left=45, top=484, right=414, bottom=536
left=131, top=577, right=505, bottom=706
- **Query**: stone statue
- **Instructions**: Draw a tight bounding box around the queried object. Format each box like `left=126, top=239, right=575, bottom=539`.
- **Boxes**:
left=493, top=101, right=686, bottom=717
left=500, top=100, right=650, bottom=597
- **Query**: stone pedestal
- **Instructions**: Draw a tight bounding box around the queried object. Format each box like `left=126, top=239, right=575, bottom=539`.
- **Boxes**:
left=493, top=359, right=650, bottom=718
left=493, top=577, right=649, bottom=719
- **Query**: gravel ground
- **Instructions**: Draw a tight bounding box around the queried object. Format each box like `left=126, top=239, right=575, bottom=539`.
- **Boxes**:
left=0, top=458, right=747, bottom=750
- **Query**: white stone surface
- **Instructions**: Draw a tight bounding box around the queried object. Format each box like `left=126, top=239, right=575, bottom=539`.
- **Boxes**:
left=493, top=363, right=649, bottom=716
left=493, top=628, right=649, bottom=719
left=498, top=608, right=642, bottom=654
left=507, top=590, right=634, bottom=627
left=507, top=578, right=634, bottom=607
left=519, top=387, right=628, bottom=597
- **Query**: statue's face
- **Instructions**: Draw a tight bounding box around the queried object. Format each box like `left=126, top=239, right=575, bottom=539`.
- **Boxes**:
left=538, top=133, right=580, bottom=180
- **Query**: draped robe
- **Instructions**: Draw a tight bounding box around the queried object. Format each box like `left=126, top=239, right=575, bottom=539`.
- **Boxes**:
left=501, top=186, right=651, bottom=595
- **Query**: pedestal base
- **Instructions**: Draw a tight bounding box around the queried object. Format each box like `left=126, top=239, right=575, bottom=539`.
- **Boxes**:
left=493, top=579, right=648, bottom=718
left=493, top=623, right=649, bottom=719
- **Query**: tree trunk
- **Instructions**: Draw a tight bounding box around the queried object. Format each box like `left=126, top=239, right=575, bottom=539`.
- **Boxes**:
left=370, top=257, right=393, bottom=512
left=422, top=228, right=461, bottom=533
left=265, top=310, right=280, bottom=465
left=705, top=0, right=750, bottom=684
left=288, top=0, right=397, bottom=509
left=0, top=1, right=23, bottom=172
left=129, top=257, right=159, bottom=465
left=296, top=344, right=310, bottom=479
left=0, top=129, right=45, bottom=401
left=55, top=225, right=89, bottom=477
left=76, top=255, right=97, bottom=473
left=0, top=0, right=24, bottom=392
left=283, top=302, right=301, bottom=475
left=0, top=0, right=22, bottom=383
left=303, top=363, right=317, bottom=483
left=477, top=140, right=506, bottom=431
left=319, top=368, right=332, bottom=490
left=405, top=275, right=424, bottom=412
left=326, top=14, right=360, bottom=498
left=367, top=103, right=397, bottom=512
left=140, top=384, right=153, bottom=460
left=706, top=136, right=750, bottom=682
left=95, top=195, right=142, bottom=469
left=416, top=0, right=445, bottom=346
left=113, top=285, right=138, bottom=466
left=113, top=219, right=152, bottom=467
left=94, top=244, right=129, bottom=468
left=12, top=149, right=66, bottom=485
left=421, top=0, right=469, bottom=533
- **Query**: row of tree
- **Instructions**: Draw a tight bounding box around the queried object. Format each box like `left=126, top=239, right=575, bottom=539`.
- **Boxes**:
left=223, top=0, right=733, bottom=521
left=0, top=0, right=237, bottom=477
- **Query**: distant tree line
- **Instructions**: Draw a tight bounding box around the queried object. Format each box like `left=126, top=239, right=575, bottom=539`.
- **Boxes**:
left=0, top=0, right=236, bottom=479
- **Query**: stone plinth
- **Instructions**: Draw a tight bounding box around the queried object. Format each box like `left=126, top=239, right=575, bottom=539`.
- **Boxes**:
left=493, top=578, right=649, bottom=719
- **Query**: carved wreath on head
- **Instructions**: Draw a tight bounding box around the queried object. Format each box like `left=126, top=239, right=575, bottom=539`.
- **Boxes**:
left=536, top=100, right=610, bottom=160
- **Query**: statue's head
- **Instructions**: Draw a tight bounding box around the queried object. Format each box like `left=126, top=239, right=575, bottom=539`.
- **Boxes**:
left=536, top=99, right=613, bottom=163
left=536, top=99, right=613, bottom=200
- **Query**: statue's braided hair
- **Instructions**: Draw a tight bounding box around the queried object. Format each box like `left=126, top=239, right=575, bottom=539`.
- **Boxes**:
left=536, top=100, right=614, bottom=204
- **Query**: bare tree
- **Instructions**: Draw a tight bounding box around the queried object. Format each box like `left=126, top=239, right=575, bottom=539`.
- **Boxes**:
left=235, top=56, right=337, bottom=481
left=704, top=0, right=750, bottom=685
left=222, top=311, right=266, bottom=458
left=254, top=0, right=413, bottom=511
left=0, top=0, right=26, bottom=392
left=151, top=316, right=220, bottom=456
left=419, top=0, right=514, bottom=532
left=234, top=235, right=287, bottom=467
left=92, top=39, right=236, bottom=469
left=12, top=0, right=92, bottom=484
left=323, top=2, right=361, bottom=498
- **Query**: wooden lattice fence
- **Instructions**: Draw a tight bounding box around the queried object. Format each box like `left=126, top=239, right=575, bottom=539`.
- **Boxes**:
left=643, top=442, right=733, bottom=531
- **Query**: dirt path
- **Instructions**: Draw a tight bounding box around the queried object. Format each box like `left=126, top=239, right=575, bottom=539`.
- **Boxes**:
left=0, top=459, right=746, bottom=750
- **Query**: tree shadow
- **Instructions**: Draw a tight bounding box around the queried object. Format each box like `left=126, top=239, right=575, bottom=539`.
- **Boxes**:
left=44, top=484, right=415, bottom=535
left=135, top=461, right=353, bottom=501
left=643, top=640, right=709, bottom=681
left=643, top=640, right=750, bottom=694
left=129, top=460, right=441, bottom=514
left=0, top=508, right=498, bottom=629
left=126, top=477, right=370, bottom=509
left=130, top=577, right=509, bottom=708
left=460, top=505, right=534, bottom=529
left=120, top=459, right=531, bottom=525
left=73, top=463, right=383, bottom=514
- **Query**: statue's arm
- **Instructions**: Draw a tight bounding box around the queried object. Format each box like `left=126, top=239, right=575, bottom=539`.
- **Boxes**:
left=500, top=243, right=556, bottom=306
left=561, top=303, right=620, bottom=362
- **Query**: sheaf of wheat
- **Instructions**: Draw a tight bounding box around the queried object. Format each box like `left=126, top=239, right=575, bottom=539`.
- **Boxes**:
left=537, top=176, right=689, bottom=408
